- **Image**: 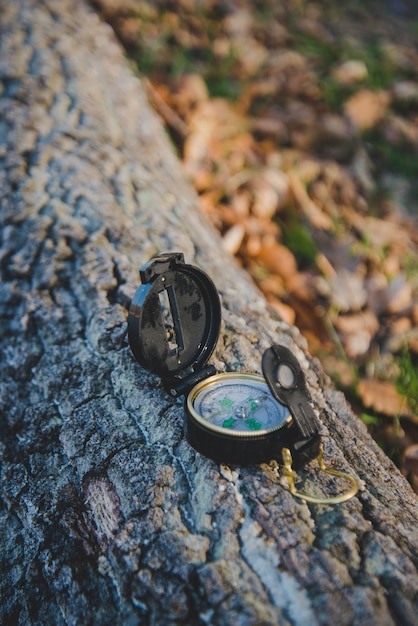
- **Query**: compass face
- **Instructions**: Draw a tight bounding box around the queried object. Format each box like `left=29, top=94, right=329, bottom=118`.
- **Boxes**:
left=187, top=373, right=292, bottom=438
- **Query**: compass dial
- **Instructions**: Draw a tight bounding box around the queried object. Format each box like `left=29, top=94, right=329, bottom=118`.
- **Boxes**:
left=187, top=373, right=291, bottom=438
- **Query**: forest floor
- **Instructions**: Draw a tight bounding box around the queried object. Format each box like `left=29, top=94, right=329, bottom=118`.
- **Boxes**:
left=92, top=0, right=418, bottom=491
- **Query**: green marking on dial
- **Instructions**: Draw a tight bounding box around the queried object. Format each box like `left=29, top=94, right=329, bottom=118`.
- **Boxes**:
left=248, top=398, right=258, bottom=411
left=222, top=417, right=236, bottom=428
left=245, top=418, right=262, bottom=431
left=220, top=397, right=234, bottom=409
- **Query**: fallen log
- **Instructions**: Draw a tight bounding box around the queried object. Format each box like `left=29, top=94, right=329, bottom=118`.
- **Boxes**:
left=0, top=1, right=417, bottom=624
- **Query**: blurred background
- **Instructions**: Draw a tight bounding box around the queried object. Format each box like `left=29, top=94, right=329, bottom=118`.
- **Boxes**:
left=91, top=0, right=418, bottom=490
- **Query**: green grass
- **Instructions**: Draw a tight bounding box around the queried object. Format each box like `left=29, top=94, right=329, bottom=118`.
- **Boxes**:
left=283, top=222, right=318, bottom=268
left=364, top=132, right=418, bottom=179
left=355, top=41, right=398, bottom=89
left=403, top=251, right=418, bottom=280
left=294, top=33, right=336, bottom=65
left=294, top=22, right=405, bottom=112
left=360, top=412, right=380, bottom=426
left=278, top=212, right=319, bottom=269
left=132, top=5, right=245, bottom=101
left=396, top=348, right=418, bottom=414
left=411, top=21, right=418, bottom=37
left=321, top=78, right=355, bottom=111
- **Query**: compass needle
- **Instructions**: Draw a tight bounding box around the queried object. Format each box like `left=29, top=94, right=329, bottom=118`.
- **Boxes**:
left=191, top=375, right=290, bottom=434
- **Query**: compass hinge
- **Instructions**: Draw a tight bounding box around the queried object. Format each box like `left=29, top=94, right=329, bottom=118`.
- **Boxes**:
left=140, top=252, right=185, bottom=284
left=163, top=365, right=217, bottom=398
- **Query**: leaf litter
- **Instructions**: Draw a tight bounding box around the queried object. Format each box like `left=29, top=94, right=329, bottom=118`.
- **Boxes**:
left=92, top=0, right=418, bottom=491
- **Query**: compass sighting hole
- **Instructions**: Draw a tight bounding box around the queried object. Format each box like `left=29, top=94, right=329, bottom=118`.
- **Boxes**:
left=277, top=363, right=296, bottom=389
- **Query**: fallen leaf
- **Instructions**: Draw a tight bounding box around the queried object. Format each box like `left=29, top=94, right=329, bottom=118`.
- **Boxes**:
left=365, top=273, right=389, bottom=315
left=384, top=317, right=413, bottom=352
left=250, top=178, right=281, bottom=219
left=383, top=114, right=418, bottom=145
left=332, top=59, right=368, bottom=84
left=286, top=269, right=318, bottom=297
left=330, top=269, right=367, bottom=312
left=222, top=223, right=245, bottom=255
left=358, top=379, right=412, bottom=417
left=404, top=444, right=418, bottom=474
left=385, top=274, right=412, bottom=314
left=288, top=172, right=333, bottom=230
left=321, top=354, right=357, bottom=389
left=392, top=80, right=418, bottom=104
left=250, top=115, right=288, bottom=142
left=344, top=89, right=391, bottom=130
left=249, top=170, right=288, bottom=219
left=172, top=74, right=209, bottom=118
left=257, top=243, right=297, bottom=281
left=245, top=234, right=262, bottom=257
left=334, top=310, right=379, bottom=358
left=361, top=216, right=412, bottom=252
left=267, top=297, right=296, bottom=325
left=334, top=310, right=379, bottom=335
left=408, top=336, right=418, bottom=354
left=231, top=190, right=251, bottom=217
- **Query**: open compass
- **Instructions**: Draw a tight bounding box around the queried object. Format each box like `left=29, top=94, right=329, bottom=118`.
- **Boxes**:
left=128, top=252, right=359, bottom=504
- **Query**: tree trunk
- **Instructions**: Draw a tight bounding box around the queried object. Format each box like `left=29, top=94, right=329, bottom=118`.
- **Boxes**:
left=1, top=1, right=417, bottom=625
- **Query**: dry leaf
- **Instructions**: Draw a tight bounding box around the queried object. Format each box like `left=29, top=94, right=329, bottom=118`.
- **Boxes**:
left=222, top=224, right=245, bottom=255
left=361, top=216, right=412, bottom=251
left=172, top=74, right=209, bottom=118
left=257, top=243, right=297, bottom=281
left=383, top=317, right=413, bottom=352
left=257, top=274, right=285, bottom=298
left=403, top=441, right=418, bottom=494
left=267, top=297, right=296, bottom=325
left=288, top=172, right=333, bottom=230
left=345, top=331, right=374, bottom=358
left=334, top=310, right=379, bottom=335
left=404, top=444, right=418, bottom=474
left=383, top=115, right=418, bottom=146
left=344, top=89, right=391, bottom=130
left=250, top=115, right=288, bottom=142
left=321, top=354, right=357, bottom=389
left=231, top=190, right=251, bottom=217
left=385, top=275, right=412, bottom=314
left=332, top=60, right=368, bottom=84
left=245, top=235, right=262, bottom=257
left=249, top=171, right=288, bottom=219
left=330, top=269, right=367, bottom=312
left=250, top=178, right=281, bottom=219
left=408, top=336, right=418, bottom=354
left=358, top=379, right=412, bottom=417
left=334, top=310, right=379, bottom=358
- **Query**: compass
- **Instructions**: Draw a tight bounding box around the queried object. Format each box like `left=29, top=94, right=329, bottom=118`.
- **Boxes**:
left=185, top=372, right=296, bottom=466
left=188, top=373, right=289, bottom=435
left=128, top=253, right=359, bottom=503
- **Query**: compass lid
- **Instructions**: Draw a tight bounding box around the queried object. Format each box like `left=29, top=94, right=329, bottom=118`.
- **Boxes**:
left=262, top=345, right=319, bottom=441
left=128, top=253, right=221, bottom=391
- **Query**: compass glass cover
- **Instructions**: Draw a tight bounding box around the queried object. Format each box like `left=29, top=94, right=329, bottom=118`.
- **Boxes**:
left=189, top=374, right=291, bottom=437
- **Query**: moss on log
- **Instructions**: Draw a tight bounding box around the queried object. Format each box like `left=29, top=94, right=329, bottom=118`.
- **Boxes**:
left=1, top=1, right=418, bottom=624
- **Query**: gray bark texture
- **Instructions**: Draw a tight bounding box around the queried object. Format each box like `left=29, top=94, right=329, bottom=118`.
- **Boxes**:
left=1, top=1, right=418, bottom=625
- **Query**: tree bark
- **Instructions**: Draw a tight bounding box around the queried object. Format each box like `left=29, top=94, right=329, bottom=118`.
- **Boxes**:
left=1, top=1, right=417, bottom=625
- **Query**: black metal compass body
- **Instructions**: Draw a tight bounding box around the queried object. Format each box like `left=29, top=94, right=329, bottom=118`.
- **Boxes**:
left=128, top=252, right=321, bottom=469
